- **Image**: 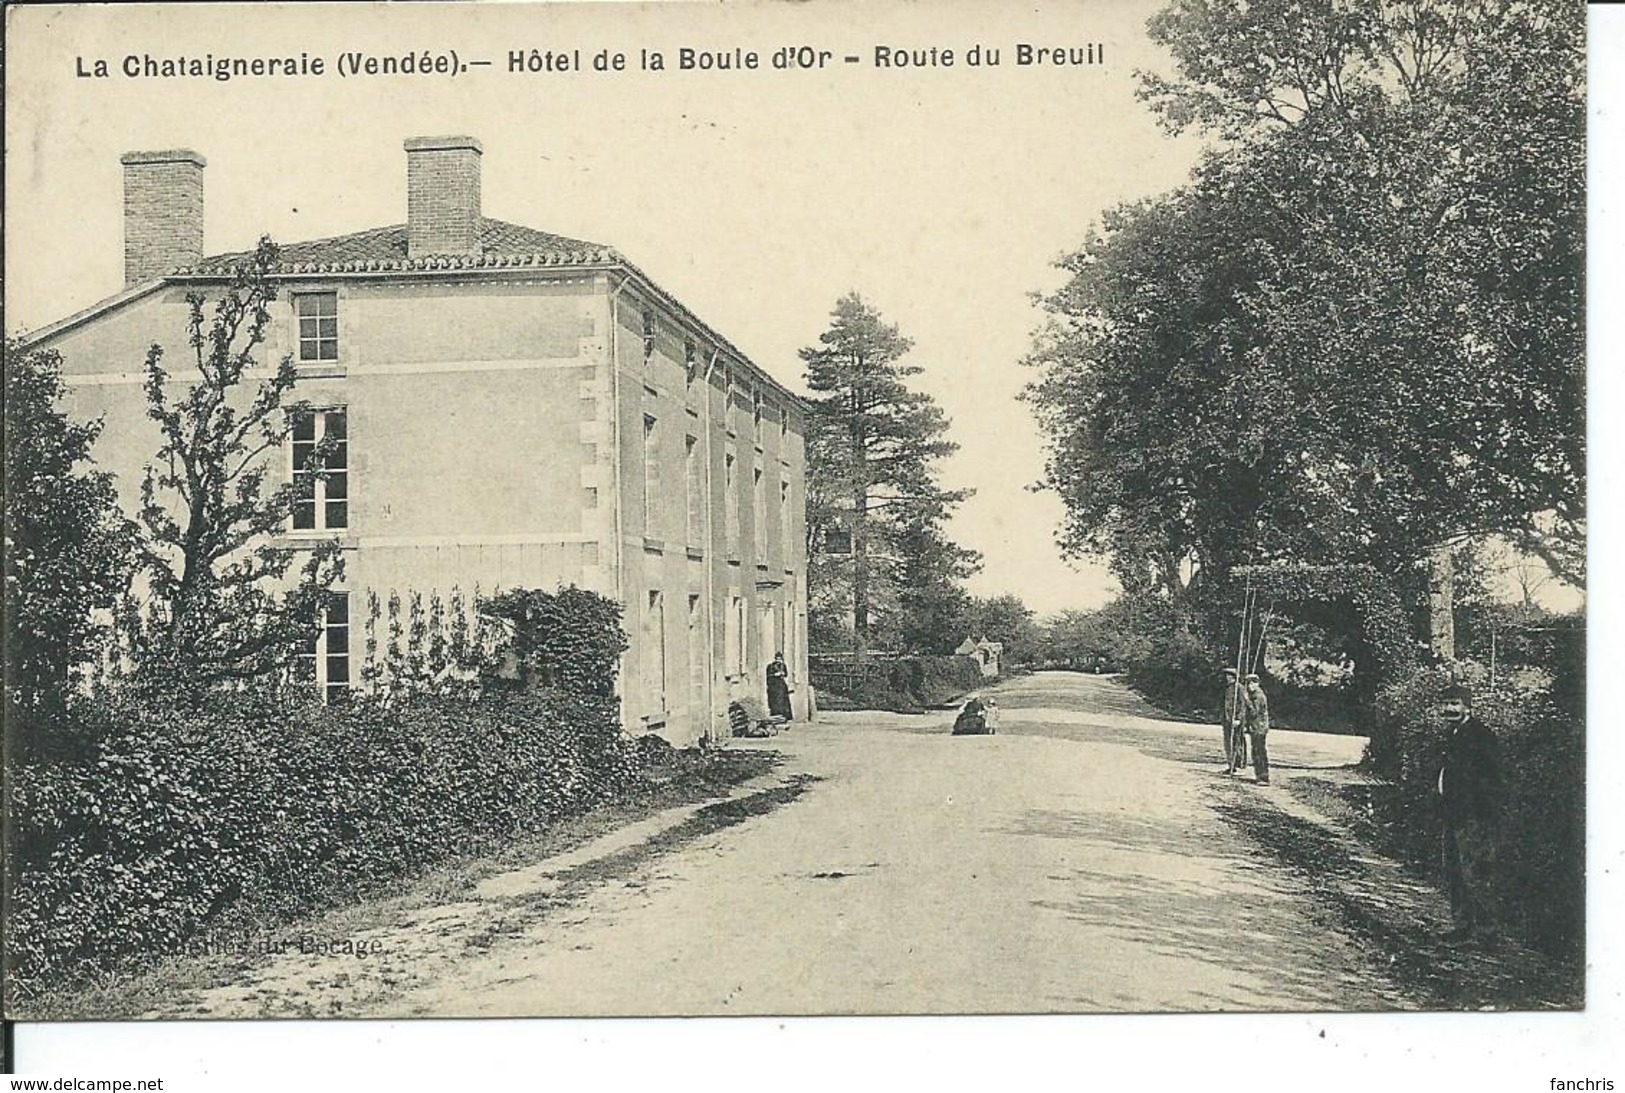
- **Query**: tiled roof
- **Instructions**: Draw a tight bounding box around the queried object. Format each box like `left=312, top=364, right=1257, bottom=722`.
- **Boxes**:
left=177, top=218, right=619, bottom=275
left=31, top=216, right=805, bottom=408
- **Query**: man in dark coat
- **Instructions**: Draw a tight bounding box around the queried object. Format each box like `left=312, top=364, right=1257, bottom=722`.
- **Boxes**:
left=1436, top=682, right=1503, bottom=943
left=1242, top=673, right=1270, bottom=784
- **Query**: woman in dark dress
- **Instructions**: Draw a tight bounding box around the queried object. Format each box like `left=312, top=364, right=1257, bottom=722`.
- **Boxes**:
left=766, top=652, right=793, bottom=720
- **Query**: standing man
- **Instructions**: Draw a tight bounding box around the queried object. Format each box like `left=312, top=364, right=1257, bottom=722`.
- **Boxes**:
left=1436, top=683, right=1502, bottom=943
left=1242, top=673, right=1270, bottom=785
left=1220, top=667, right=1244, bottom=773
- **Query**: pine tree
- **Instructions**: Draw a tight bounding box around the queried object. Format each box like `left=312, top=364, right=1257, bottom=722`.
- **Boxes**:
left=800, top=294, right=972, bottom=656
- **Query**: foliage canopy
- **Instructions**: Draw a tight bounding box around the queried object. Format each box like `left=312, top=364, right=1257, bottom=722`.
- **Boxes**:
left=3, top=343, right=137, bottom=727
left=1025, top=0, right=1584, bottom=613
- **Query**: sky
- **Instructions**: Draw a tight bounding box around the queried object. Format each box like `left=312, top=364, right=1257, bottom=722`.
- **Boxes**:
left=5, top=0, right=1211, bottom=616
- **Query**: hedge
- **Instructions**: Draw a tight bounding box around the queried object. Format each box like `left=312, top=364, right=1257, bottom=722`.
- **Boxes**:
left=5, top=686, right=640, bottom=997
left=1122, top=628, right=1220, bottom=715
left=1373, top=654, right=1583, bottom=960
left=812, top=655, right=985, bottom=712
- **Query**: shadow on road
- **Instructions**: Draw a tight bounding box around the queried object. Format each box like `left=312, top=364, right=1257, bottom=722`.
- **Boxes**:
left=1005, top=807, right=1215, bottom=857
left=549, top=775, right=823, bottom=892
left=1033, top=864, right=1404, bottom=1012
left=1004, top=800, right=1413, bottom=1011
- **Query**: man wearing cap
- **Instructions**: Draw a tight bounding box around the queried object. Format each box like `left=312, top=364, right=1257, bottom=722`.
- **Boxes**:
left=1220, top=668, right=1246, bottom=773
left=1241, top=673, right=1270, bottom=784
left=1436, top=683, right=1503, bottom=943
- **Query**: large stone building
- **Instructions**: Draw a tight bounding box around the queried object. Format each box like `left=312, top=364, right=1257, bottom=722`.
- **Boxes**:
left=22, top=136, right=810, bottom=745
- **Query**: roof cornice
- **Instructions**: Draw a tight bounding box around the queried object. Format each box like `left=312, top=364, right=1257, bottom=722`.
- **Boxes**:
left=602, top=263, right=808, bottom=413
left=171, top=247, right=623, bottom=277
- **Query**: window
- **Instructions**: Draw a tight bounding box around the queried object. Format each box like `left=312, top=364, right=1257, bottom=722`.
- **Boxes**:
left=784, top=593, right=797, bottom=685
left=752, top=389, right=763, bottom=436
left=688, top=594, right=704, bottom=709
left=291, top=408, right=348, bottom=531
left=296, top=293, right=338, bottom=362
left=724, top=450, right=740, bottom=555
left=646, top=590, right=666, bottom=711
left=643, top=414, right=659, bottom=537
left=725, top=594, right=743, bottom=678
left=753, top=465, right=766, bottom=548
left=296, top=591, right=351, bottom=704
left=642, top=310, right=656, bottom=360
left=780, top=404, right=790, bottom=440
left=780, top=478, right=792, bottom=561
left=685, top=436, right=704, bottom=547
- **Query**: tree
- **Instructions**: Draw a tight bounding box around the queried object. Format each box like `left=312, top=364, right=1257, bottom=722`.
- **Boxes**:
left=3, top=342, right=137, bottom=724
left=129, top=238, right=343, bottom=690
left=960, top=594, right=1041, bottom=667
left=887, top=518, right=982, bottom=655
left=1141, top=0, right=1584, bottom=582
left=1025, top=0, right=1583, bottom=647
left=1041, top=597, right=1167, bottom=672
left=1042, top=608, right=1121, bottom=671
left=801, top=294, right=973, bottom=656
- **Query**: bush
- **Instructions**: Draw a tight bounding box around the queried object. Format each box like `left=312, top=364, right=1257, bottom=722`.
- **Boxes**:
left=1374, top=657, right=1583, bottom=961
left=1123, top=629, right=1223, bottom=715
left=908, top=656, right=987, bottom=707
left=5, top=686, right=640, bottom=998
left=480, top=587, right=629, bottom=696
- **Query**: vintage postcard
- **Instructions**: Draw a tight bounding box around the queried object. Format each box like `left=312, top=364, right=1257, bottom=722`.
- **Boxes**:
left=2, top=0, right=1612, bottom=1083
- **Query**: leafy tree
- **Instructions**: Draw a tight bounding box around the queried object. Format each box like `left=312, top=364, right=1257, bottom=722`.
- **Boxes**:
left=1143, top=0, right=1584, bottom=581
left=129, top=238, right=342, bottom=690
left=887, top=518, right=982, bottom=654
left=3, top=342, right=137, bottom=725
left=1025, top=0, right=1583, bottom=644
left=959, top=594, right=1041, bottom=667
left=801, top=294, right=973, bottom=656
left=1042, top=607, right=1129, bottom=671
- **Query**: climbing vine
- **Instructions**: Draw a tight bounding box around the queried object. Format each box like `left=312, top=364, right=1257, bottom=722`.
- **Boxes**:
left=1231, top=562, right=1419, bottom=771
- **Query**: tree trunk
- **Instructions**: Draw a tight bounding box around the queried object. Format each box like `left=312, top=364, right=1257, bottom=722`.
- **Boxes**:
left=1428, top=545, right=1455, bottom=661
left=852, top=485, right=869, bottom=661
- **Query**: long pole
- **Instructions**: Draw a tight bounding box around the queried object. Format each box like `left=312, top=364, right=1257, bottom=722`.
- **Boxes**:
left=1234, top=578, right=1253, bottom=723
left=1229, top=580, right=1254, bottom=771
left=1250, top=603, right=1274, bottom=676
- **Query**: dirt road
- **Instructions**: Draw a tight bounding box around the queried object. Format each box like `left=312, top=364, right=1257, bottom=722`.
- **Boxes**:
left=152, top=670, right=1491, bottom=1018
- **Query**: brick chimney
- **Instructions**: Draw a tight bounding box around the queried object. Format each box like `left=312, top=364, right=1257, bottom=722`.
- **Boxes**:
left=120, top=149, right=206, bottom=287
left=404, top=136, right=483, bottom=257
